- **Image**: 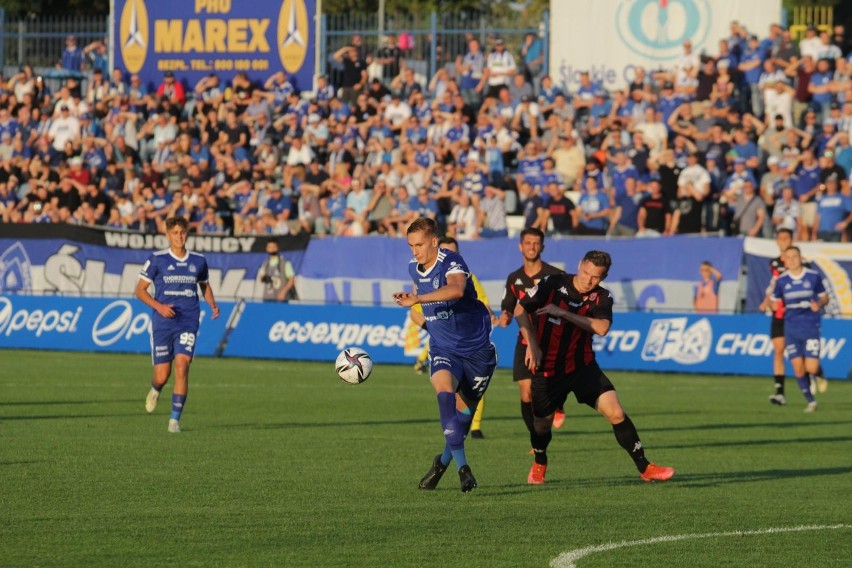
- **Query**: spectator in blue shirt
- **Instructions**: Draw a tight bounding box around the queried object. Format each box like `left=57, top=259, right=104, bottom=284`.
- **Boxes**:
left=60, top=35, right=83, bottom=71
left=575, top=174, right=611, bottom=235
left=814, top=173, right=852, bottom=241
left=521, top=32, right=545, bottom=92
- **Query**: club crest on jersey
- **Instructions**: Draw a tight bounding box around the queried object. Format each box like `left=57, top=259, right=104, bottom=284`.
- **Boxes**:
left=189, top=264, right=197, bottom=273
left=432, top=276, right=440, bottom=289
left=589, top=292, right=598, bottom=301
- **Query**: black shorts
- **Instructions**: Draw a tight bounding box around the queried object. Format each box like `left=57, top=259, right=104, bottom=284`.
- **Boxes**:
left=531, top=362, right=615, bottom=418
left=512, top=340, right=532, bottom=382
left=770, top=317, right=784, bottom=339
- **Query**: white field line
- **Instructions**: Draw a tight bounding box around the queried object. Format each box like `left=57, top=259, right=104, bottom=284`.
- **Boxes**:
left=550, top=524, right=852, bottom=568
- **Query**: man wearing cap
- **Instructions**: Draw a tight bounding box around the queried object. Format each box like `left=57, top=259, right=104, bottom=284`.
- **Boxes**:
left=814, top=173, right=852, bottom=241
left=484, top=38, right=517, bottom=99
left=47, top=105, right=80, bottom=152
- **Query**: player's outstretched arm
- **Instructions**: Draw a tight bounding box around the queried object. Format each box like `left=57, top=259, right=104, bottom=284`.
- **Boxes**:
left=199, top=282, right=220, bottom=319
left=535, top=304, right=612, bottom=336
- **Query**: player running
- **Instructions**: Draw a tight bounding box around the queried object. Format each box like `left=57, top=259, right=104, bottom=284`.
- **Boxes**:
left=497, top=228, right=566, bottom=439
left=410, top=236, right=495, bottom=439
left=770, top=246, right=829, bottom=412
left=514, top=250, right=674, bottom=484
left=393, top=218, right=497, bottom=492
left=759, top=229, right=828, bottom=404
left=135, top=217, right=220, bottom=433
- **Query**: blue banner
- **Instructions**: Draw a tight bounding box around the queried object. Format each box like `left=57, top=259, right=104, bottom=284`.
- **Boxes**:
left=113, top=0, right=317, bottom=92
left=2, top=297, right=848, bottom=379
left=298, top=236, right=746, bottom=312
left=0, top=295, right=229, bottom=355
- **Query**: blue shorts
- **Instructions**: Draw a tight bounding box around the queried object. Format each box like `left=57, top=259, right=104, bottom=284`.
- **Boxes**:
left=784, top=331, right=820, bottom=360
left=151, top=322, right=199, bottom=365
left=429, top=343, right=497, bottom=401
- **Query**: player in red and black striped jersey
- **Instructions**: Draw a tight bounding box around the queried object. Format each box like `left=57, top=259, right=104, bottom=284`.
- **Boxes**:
left=758, top=229, right=827, bottom=405
left=497, top=228, right=565, bottom=438
left=514, top=250, right=674, bottom=485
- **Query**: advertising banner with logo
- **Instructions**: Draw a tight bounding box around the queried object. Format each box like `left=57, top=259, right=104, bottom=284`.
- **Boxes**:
left=2, top=297, right=848, bottom=379
left=593, top=312, right=850, bottom=380
left=112, top=0, right=317, bottom=91
left=0, top=225, right=308, bottom=300
left=297, top=235, right=745, bottom=312
left=550, top=0, right=781, bottom=89
left=0, top=295, right=229, bottom=355
left=743, top=237, right=852, bottom=318
left=205, top=303, right=852, bottom=380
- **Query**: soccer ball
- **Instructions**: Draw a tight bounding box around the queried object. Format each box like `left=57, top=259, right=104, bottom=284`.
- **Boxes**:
left=336, top=347, right=373, bottom=384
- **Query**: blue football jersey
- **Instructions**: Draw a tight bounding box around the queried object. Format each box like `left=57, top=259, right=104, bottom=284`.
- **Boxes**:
left=772, top=268, right=826, bottom=331
left=139, top=249, right=210, bottom=327
left=408, top=248, right=491, bottom=355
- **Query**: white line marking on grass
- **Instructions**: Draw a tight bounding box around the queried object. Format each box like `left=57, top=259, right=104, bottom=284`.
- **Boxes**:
left=550, top=524, right=851, bottom=568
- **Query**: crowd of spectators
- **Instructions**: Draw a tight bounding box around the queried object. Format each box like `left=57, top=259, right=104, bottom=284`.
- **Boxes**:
left=1, top=23, right=852, bottom=243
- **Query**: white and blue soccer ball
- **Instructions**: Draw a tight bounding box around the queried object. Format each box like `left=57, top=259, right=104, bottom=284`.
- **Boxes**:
left=336, top=347, right=373, bottom=384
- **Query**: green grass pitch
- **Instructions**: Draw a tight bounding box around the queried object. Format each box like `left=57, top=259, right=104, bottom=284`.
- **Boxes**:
left=2, top=350, right=851, bottom=567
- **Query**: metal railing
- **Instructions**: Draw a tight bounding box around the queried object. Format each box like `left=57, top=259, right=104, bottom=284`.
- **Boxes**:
left=0, top=10, right=107, bottom=71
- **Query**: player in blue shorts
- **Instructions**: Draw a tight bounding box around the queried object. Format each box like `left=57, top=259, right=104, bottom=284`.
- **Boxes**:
left=135, top=217, right=220, bottom=432
left=771, top=246, right=828, bottom=412
left=393, top=217, right=497, bottom=492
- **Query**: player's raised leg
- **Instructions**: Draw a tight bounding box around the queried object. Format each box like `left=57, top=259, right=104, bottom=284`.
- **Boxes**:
left=146, top=362, right=171, bottom=413
left=596, top=390, right=674, bottom=482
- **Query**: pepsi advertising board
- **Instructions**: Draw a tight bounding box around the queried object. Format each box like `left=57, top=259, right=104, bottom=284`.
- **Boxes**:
left=112, top=0, right=317, bottom=90
left=0, top=295, right=229, bottom=355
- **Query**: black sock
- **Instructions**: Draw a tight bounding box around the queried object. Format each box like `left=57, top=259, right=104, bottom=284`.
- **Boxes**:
left=531, top=428, right=552, bottom=465
left=612, top=415, right=650, bottom=472
left=520, top=401, right=535, bottom=435
left=774, top=374, right=785, bottom=395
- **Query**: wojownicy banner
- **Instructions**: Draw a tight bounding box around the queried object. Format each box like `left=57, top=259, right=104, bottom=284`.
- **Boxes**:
left=0, top=224, right=309, bottom=301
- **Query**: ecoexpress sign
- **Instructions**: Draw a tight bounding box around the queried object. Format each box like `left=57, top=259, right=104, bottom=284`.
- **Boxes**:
left=0, top=296, right=226, bottom=354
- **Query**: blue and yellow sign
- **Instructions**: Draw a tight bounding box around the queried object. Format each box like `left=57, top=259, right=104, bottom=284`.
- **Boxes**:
left=113, top=0, right=316, bottom=90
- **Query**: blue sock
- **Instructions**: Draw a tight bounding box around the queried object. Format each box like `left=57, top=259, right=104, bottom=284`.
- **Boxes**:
left=440, top=444, right=452, bottom=467
left=796, top=375, right=815, bottom=403
left=151, top=382, right=163, bottom=393
left=450, top=407, right=473, bottom=469
left=436, top=392, right=463, bottom=467
left=171, top=394, right=187, bottom=421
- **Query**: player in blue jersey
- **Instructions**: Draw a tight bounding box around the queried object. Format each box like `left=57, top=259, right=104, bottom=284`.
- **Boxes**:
left=393, top=217, right=497, bottom=492
left=135, top=217, right=220, bottom=432
left=771, top=246, right=828, bottom=412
